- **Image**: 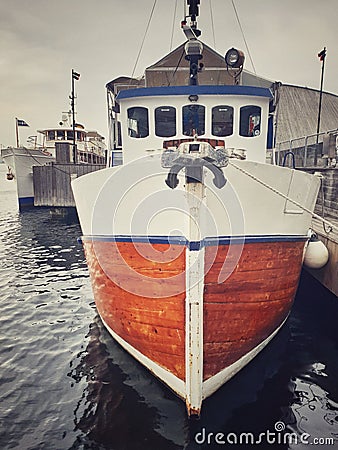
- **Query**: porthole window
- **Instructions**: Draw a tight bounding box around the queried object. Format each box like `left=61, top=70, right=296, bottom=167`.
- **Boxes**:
left=127, top=107, right=149, bottom=138
left=240, top=106, right=261, bottom=137
left=155, top=106, right=176, bottom=137
left=182, top=104, right=205, bottom=136
left=212, top=106, right=234, bottom=137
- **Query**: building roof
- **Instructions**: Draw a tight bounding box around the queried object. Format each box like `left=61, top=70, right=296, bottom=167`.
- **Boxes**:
left=274, top=83, right=338, bottom=143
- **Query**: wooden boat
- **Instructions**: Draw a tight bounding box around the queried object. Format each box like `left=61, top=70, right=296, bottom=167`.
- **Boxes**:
left=72, top=1, right=320, bottom=415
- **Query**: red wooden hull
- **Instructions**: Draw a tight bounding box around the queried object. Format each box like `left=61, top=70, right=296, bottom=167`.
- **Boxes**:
left=83, top=237, right=304, bottom=388
left=83, top=239, right=187, bottom=380
left=203, top=240, right=303, bottom=380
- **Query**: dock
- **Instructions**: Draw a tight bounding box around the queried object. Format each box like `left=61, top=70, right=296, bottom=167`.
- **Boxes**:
left=299, top=168, right=337, bottom=297
left=276, top=135, right=338, bottom=297
left=308, top=216, right=338, bottom=296
left=33, top=142, right=105, bottom=207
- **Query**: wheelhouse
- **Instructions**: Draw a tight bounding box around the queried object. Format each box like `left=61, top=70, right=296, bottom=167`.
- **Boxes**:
left=111, top=85, right=273, bottom=165
left=37, top=126, right=106, bottom=164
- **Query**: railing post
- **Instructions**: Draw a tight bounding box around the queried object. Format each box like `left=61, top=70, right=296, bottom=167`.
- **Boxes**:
left=276, top=143, right=280, bottom=165
left=304, top=136, right=308, bottom=167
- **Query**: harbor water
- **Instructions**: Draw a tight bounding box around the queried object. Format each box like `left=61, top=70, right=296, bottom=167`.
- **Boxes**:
left=0, top=164, right=337, bottom=450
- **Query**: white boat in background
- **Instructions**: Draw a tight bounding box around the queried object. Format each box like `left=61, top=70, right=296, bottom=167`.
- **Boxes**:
left=1, top=146, right=54, bottom=208
left=72, top=1, right=320, bottom=416
left=1, top=112, right=106, bottom=209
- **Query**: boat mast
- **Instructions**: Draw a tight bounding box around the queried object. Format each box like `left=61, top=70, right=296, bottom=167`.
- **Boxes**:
left=71, top=69, right=80, bottom=163
left=187, top=0, right=201, bottom=35
left=182, top=0, right=203, bottom=85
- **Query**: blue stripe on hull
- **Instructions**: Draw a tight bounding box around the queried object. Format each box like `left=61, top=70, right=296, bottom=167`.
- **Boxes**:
left=18, top=197, right=34, bottom=208
left=82, top=234, right=308, bottom=248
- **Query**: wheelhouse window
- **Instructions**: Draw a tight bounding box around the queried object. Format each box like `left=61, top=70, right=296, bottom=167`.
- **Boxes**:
left=155, top=106, right=176, bottom=137
left=127, top=107, right=149, bottom=138
left=182, top=105, right=205, bottom=136
left=47, top=131, right=55, bottom=141
left=212, top=106, right=234, bottom=137
left=76, top=131, right=84, bottom=141
left=67, top=130, right=74, bottom=141
left=240, top=106, right=261, bottom=137
left=57, top=130, right=65, bottom=140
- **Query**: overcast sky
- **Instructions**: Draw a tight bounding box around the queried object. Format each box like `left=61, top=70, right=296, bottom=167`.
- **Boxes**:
left=0, top=0, right=337, bottom=148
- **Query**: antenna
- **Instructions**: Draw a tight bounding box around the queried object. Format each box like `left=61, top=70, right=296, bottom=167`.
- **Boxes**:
left=182, top=0, right=203, bottom=85
left=183, top=0, right=201, bottom=37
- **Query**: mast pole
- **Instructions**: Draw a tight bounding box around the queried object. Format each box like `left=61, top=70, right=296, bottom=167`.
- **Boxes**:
left=15, top=118, right=19, bottom=148
left=71, top=69, right=80, bottom=163
left=71, top=70, right=76, bottom=163
left=183, top=0, right=203, bottom=86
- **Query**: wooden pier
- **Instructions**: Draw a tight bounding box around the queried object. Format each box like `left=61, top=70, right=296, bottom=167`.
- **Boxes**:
left=301, top=167, right=338, bottom=297
left=33, top=142, right=105, bottom=207
left=307, top=216, right=338, bottom=297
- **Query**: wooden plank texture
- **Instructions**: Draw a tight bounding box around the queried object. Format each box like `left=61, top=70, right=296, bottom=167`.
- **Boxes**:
left=33, top=163, right=105, bottom=207
left=83, top=240, right=186, bottom=380
left=203, top=240, right=305, bottom=380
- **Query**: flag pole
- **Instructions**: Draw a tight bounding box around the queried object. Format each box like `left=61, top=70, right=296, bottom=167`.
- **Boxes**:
left=315, top=47, right=326, bottom=166
left=15, top=118, right=19, bottom=147
left=71, top=69, right=80, bottom=164
left=71, top=70, right=76, bottom=163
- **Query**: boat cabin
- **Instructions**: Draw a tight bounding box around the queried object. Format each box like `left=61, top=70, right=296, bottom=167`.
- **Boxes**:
left=111, top=85, right=273, bottom=164
left=37, top=125, right=106, bottom=164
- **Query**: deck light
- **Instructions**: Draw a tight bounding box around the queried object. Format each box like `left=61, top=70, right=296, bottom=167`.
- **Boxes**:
left=225, top=47, right=245, bottom=68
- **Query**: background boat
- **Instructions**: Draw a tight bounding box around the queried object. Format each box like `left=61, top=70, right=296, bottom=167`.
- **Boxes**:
left=1, top=113, right=106, bottom=209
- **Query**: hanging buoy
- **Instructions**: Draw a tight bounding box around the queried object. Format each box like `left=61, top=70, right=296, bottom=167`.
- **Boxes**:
left=6, top=167, right=14, bottom=180
left=303, top=233, right=329, bottom=269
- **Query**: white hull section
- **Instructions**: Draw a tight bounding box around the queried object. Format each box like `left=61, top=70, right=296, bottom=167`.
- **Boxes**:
left=1, top=147, right=54, bottom=207
left=72, top=155, right=319, bottom=239
left=202, top=318, right=287, bottom=400
left=100, top=310, right=287, bottom=409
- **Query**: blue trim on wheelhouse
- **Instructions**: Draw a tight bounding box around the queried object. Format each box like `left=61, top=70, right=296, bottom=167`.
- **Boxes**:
left=116, top=85, right=273, bottom=101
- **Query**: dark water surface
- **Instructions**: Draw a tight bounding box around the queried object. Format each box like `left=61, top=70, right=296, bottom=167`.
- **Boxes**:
left=0, top=165, right=337, bottom=449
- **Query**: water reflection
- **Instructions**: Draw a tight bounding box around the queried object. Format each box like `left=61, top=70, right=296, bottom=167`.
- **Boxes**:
left=288, top=372, right=338, bottom=443
left=68, top=315, right=188, bottom=449
left=1, top=165, right=337, bottom=449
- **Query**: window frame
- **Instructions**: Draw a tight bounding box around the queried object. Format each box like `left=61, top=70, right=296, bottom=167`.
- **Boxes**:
left=239, top=105, right=262, bottom=138
left=182, top=104, right=205, bottom=137
left=211, top=105, right=234, bottom=137
left=127, top=106, right=149, bottom=139
left=56, top=130, right=66, bottom=140
left=154, top=106, right=177, bottom=138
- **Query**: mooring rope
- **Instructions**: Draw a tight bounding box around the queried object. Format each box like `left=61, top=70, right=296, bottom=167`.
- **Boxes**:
left=228, top=160, right=338, bottom=233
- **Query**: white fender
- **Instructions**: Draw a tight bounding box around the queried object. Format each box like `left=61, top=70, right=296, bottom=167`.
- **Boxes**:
left=303, top=234, right=329, bottom=269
